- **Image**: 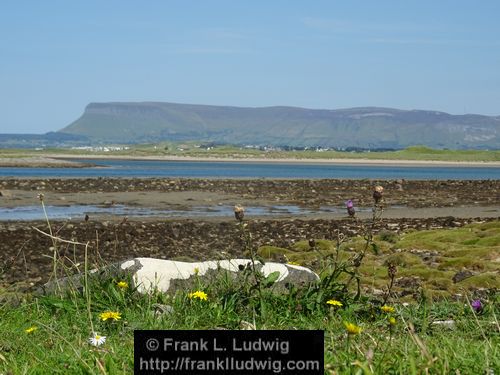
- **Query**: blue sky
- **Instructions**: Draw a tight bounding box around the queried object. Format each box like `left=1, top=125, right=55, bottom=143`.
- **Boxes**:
left=1, top=1, right=499, bottom=133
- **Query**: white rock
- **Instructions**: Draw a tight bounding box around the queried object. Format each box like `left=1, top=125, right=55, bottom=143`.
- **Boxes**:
left=119, top=257, right=319, bottom=294
left=40, top=257, right=319, bottom=296
left=431, top=320, right=455, bottom=329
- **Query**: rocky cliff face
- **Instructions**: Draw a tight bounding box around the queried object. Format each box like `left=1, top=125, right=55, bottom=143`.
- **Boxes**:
left=60, top=102, right=500, bottom=149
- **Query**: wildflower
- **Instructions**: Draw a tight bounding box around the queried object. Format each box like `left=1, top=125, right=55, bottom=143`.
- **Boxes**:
left=234, top=205, right=245, bottom=222
left=388, top=316, right=396, bottom=325
left=99, top=311, right=122, bottom=321
left=116, top=281, right=128, bottom=289
left=25, top=326, right=37, bottom=334
left=193, top=267, right=200, bottom=275
left=381, top=305, right=395, bottom=313
left=471, top=299, right=482, bottom=312
left=373, top=185, right=384, bottom=203
left=344, top=322, right=362, bottom=335
left=345, top=199, right=355, bottom=217
left=387, top=262, right=397, bottom=279
left=326, top=299, right=343, bottom=307
left=188, top=290, right=208, bottom=301
left=89, top=333, right=106, bottom=346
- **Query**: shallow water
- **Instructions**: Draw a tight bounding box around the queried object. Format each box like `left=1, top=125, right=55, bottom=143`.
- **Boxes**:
left=1, top=159, right=499, bottom=179
left=0, top=204, right=372, bottom=221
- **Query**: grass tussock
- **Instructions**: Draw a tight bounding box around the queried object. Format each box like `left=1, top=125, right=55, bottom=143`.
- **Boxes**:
left=260, top=221, right=500, bottom=297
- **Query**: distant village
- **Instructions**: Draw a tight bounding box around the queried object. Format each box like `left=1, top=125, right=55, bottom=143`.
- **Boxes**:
left=66, top=143, right=397, bottom=153
left=70, top=146, right=130, bottom=152
left=198, top=143, right=398, bottom=153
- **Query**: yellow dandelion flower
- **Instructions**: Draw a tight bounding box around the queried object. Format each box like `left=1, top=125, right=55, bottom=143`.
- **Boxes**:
left=116, top=281, right=128, bottom=289
left=344, top=322, right=362, bottom=335
left=99, top=311, right=122, bottom=321
left=326, top=299, right=343, bottom=307
left=388, top=316, right=396, bottom=325
left=25, top=326, right=37, bottom=334
left=188, top=290, right=208, bottom=301
left=381, top=305, right=395, bottom=313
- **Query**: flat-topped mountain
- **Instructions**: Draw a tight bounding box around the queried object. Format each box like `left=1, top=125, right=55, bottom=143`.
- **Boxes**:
left=59, top=102, right=500, bottom=149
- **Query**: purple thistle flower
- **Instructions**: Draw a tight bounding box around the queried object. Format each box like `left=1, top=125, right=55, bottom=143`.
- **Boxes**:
left=345, top=200, right=355, bottom=217
left=471, top=299, right=482, bottom=312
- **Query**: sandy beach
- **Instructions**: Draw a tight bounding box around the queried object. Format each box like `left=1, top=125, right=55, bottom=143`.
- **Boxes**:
left=1, top=154, right=499, bottom=168
left=0, top=156, right=94, bottom=168
left=52, top=154, right=500, bottom=167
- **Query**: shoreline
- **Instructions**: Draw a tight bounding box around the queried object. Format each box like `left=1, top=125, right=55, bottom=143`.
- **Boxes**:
left=51, top=154, right=500, bottom=167
left=0, top=153, right=499, bottom=168
left=1, top=205, right=498, bottom=222
left=0, top=156, right=94, bottom=168
left=1, top=177, right=498, bottom=289
left=1, top=179, right=498, bottom=217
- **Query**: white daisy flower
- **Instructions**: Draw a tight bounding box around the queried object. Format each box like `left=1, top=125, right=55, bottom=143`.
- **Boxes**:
left=89, top=333, right=106, bottom=346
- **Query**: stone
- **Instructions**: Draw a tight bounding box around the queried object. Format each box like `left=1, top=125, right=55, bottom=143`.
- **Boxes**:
left=152, top=303, right=174, bottom=318
left=239, top=320, right=256, bottom=330
left=395, top=276, right=421, bottom=289
left=122, top=258, right=319, bottom=294
left=452, top=270, right=475, bottom=283
left=431, top=320, right=455, bottom=329
left=395, top=179, right=404, bottom=191
left=371, top=288, right=384, bottom=296
left=39, top=257, right=320, bottom=296
left=0, top=190, right=12, bottom=197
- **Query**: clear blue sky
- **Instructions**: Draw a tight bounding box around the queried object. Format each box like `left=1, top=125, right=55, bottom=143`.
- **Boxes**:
left=1, top=1, right=499, bottom=133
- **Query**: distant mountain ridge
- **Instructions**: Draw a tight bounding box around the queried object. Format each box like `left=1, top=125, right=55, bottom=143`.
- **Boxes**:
left=58, top=102, right=500, bottom=149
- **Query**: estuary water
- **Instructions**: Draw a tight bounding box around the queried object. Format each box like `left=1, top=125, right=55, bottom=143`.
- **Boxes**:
left=0, top=159, right=499, bottom=180
left=0, top=204, right=370, bottom=221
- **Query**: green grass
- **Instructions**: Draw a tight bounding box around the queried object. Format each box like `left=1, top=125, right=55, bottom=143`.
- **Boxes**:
left=1, top=272, right=498, bottom=374
left=1, top=144, right=499, bottom=162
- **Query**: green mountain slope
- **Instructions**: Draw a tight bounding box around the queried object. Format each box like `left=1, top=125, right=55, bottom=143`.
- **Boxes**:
left=60, top=102, right=500, bottom=149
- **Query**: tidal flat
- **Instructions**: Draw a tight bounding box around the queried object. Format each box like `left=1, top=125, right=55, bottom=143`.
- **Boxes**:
left=0, top=177, right=498, bottom=298
left=0, top=177, right=499, bottom=374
